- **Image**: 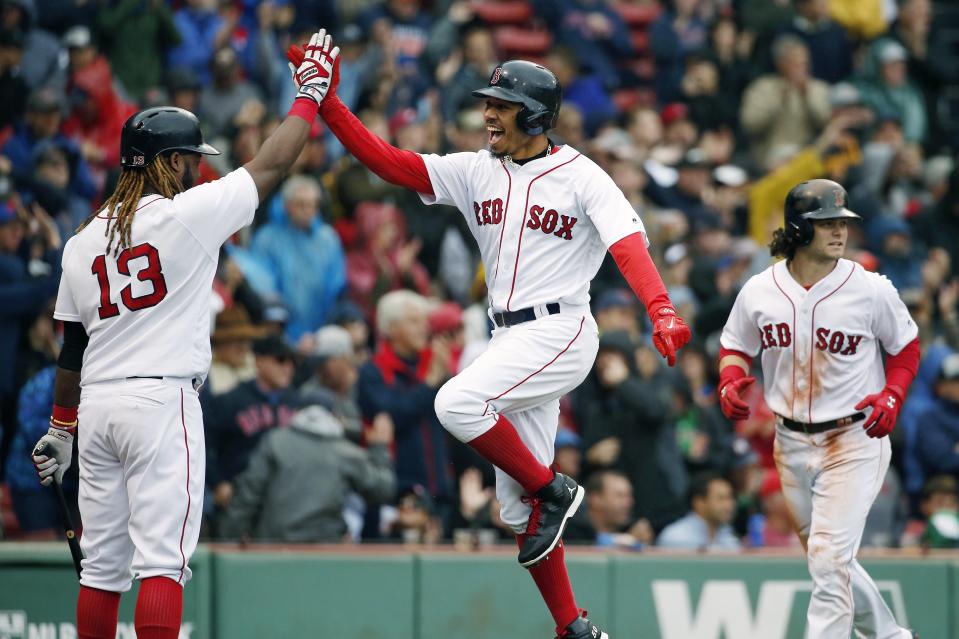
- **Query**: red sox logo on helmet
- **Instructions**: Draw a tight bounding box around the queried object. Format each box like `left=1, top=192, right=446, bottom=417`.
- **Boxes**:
left=491, top=67, right=503, bottom=85
left=835, top=188, right=844, bottom=207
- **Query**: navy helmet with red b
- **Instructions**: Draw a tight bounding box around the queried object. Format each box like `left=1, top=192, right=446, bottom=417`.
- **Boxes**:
left=120, top=107, right=219, bottom=168
left=471, top=60, right=562, bottom=136
left=784, top=179, right=861, bottom=246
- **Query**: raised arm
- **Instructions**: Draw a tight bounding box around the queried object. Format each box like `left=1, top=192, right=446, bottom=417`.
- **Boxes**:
left=287, top=44, right=433, bottom=195
left=244, top=29, right=340, bottom=201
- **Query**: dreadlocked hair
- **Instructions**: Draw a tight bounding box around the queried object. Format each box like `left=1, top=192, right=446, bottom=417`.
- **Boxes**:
left=77, top=154, right=184, bottom=255
left=768, top=227, right=798, bottom=260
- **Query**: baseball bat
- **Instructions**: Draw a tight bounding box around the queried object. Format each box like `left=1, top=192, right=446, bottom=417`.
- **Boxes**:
left=52, top=478, right=83, bottom=580
left=35, top=439, right=84, bottom=579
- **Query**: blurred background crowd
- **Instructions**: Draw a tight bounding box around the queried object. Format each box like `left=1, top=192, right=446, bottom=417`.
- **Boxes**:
left=1, top=0, right=959, bottom=553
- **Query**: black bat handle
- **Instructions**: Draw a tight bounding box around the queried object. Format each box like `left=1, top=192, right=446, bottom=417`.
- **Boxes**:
left=53, top=476, right=83, bottom=580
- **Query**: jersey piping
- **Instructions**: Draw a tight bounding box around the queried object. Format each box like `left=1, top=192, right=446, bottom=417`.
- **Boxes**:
left=506, top=153, right=583, bottom=311
left=808, top=263, right=855, bottom=421
left=491, top=159, right=513, bottom=287
left=771, top=265, right=798, bottom=420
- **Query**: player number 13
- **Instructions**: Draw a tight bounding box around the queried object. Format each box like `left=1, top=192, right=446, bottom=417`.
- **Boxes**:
left=91, top=243, right=168, bottom=320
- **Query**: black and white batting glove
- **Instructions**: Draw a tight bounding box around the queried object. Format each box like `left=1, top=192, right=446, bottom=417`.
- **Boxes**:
left=289, top=29, right=339, bottom=107
left=32, top=425, right=74, bottom=486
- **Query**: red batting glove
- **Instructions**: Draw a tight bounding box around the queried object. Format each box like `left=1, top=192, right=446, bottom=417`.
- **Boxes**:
left=650, top=306, right=691, bottom=366
left=720, top=376, right=755, bottom=421
left=287, top=42, right=340, bottom=106
left=855, top=385, right=903, bottom=438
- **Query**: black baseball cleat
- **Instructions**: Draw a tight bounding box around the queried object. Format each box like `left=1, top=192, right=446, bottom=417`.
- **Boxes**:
left=556, top=612, right=609, bottom=639
left=518, top=472, right=584, bottom=568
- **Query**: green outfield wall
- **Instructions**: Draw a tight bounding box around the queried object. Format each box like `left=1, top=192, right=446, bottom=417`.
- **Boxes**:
left=1, top=544, right=956, bottom=638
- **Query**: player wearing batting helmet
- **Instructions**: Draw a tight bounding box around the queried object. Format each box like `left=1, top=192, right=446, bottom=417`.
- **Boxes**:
left=288, top=36, right=691, bottom=638
left=31, top=28, right=340, bottom=639
left=718, top=179, right=921, bottom=639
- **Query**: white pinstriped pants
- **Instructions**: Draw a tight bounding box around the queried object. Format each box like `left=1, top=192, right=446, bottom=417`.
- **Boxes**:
left=434, top=310, right=598, bottom=532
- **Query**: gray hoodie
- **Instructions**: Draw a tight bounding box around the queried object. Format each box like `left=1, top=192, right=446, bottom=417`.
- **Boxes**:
left=220, top=404, right=395, bottom=542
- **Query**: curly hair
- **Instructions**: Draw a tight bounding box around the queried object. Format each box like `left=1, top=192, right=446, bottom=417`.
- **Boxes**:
left=768, top=227, right=798, bottom=260
left=77, top=154, right=185, bottom=255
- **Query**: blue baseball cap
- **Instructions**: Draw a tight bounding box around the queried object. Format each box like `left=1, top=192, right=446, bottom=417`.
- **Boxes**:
left=594, top=288, right=635, bottom=312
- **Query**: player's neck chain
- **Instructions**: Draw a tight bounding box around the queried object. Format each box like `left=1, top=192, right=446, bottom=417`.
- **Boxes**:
left=504, top=140, right=553, bottom=167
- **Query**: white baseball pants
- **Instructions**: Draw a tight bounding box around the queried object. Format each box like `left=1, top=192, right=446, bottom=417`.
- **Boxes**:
left=77, top=377, right=204, bottom=593
left=774, top=421, right=912, bottom=639
left=434, top=310, right=598, bottom=532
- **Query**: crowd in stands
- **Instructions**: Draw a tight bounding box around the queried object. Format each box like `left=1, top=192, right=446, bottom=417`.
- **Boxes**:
left=1, top=0, right=959, bottom=553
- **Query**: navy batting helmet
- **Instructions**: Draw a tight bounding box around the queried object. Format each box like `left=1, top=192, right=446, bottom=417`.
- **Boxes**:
left=471, top=60, right=562, bottom=136
left=120, top=107, right=219, bottom=168
left=784, top=179, right=861, bottom=246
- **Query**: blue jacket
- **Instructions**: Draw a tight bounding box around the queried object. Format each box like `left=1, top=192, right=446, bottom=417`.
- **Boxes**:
left=3, top=127, right=98, bottom=201
left=0, top=249, right=60, bottom=396
left=901, top=345, right=953, bottom=495
left=167, top=8, right=224, bottom=84
left=917, top=399, right=959, bottom=476
left=249, top=204, right=346, bottom=341
left=358, top=343, right=454, bottom=500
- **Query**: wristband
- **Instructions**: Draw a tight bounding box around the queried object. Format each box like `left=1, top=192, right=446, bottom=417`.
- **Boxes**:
left=52, top=404, right=77, bottom=424
left=288, top=97, right=319, bottom=123
left=719, top=364, right=747, bottom=391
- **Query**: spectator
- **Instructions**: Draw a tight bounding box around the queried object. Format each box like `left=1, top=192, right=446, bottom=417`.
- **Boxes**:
left=204, top=334, right=298, bottom=521
left=657, top=472, right=741, bottom=551
left=781, top=0, right=853, bottom=84
left=198, top=46, right=264, bottom=139
left=0, top=200, right=59, bottom=470
left=207, top=306, right=261, bottom=397
left=592, top=289, right=641, bottom=340
left=3, top=87, right=94, bottom=203
left=358, top=290, right=456, bottom=528
left=679, top=51, right=737, bottom=133
left=439, top=24, right=497, bottom=122
left=575, top=330, right=686, bottom=529
left=0, top=0, right=62, bottom=91
left=167, top=0, right=225, bottom=86
left=300, top=324, right=362, bottom=442
left=553, top=427, right=582, bottom=481
left=917, top=475, right=959, bottom=549
left=740, top=34, right=831, bottom=170
left=387, top=486, right=443, bottom=544
left=0, top=28, right=27, bottom=128
left=566, top=469, right=653, bottom=549
left=867, top=216, right=923, bottom=292
left=4, top=365, right=79, bottom=538
left=24, top=143, right=90, bottom=239
left=545, top=45, right=617, bottom=136
left=649, top=0, right=708, bottom=104
left=60, top=47, right=136, bottom=183
left=534, top=0, right=633, bottom=91
left=917, top=352, right=959, bottom=478
left=250, top=175, right=346, bottom=342
left=346, top=202, right=431, bottom=320
left=858, top=40, right=927, bottom=144
left=219, top=395, right=395, bottom=543
left=913, top=168, right=959, bottom=278
left=96, top=0, right=180, bottom=102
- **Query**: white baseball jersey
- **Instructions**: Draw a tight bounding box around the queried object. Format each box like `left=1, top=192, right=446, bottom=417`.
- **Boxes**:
left=720, top=258, right=917, bottom=423
left=53, top=168, right=259, bottom=385
left=418, top=145, right=646, bottom=312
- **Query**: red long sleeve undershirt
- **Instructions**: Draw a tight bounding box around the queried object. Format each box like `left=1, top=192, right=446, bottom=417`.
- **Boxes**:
left=319, top=96, right=434, bottom=195
left=608, top=231, right=671, bottom=317
left=717, top=337, right=921, bottom=397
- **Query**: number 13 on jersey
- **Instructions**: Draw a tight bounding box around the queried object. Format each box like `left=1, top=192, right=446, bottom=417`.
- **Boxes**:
left=91, top=243, right=168, bottom=320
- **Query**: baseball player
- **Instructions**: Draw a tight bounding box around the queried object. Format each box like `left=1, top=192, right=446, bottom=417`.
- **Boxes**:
left=29, top=30, right=340, bottom=639
left=287, top=44, right=691, bottom=638
left=718, top=179, right=921, bottom=639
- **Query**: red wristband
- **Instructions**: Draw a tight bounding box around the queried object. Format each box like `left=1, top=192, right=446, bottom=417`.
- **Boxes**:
left=288, top=97, right=318, bottom=123
left=719, top=363, right=747, bottom=390
left=51, top=404, right=78, bottom=429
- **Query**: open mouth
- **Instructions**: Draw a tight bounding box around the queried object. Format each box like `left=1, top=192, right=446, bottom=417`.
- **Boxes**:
left=487, top=125, right=504, bottom=146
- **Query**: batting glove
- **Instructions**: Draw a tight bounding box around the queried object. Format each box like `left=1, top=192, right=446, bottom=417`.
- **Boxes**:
left=32, top=423, right=75, bottom=486
left=650, top=306, right=692, bottom=367
left=855, top=385, right=903, bottom=439
left=288, top=29, right=339, bottom=107
left=719, top=376, right=755, bottom=421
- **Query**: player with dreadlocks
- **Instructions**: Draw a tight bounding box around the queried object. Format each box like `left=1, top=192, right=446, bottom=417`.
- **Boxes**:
left=30, top=29, right=340, bottom=639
